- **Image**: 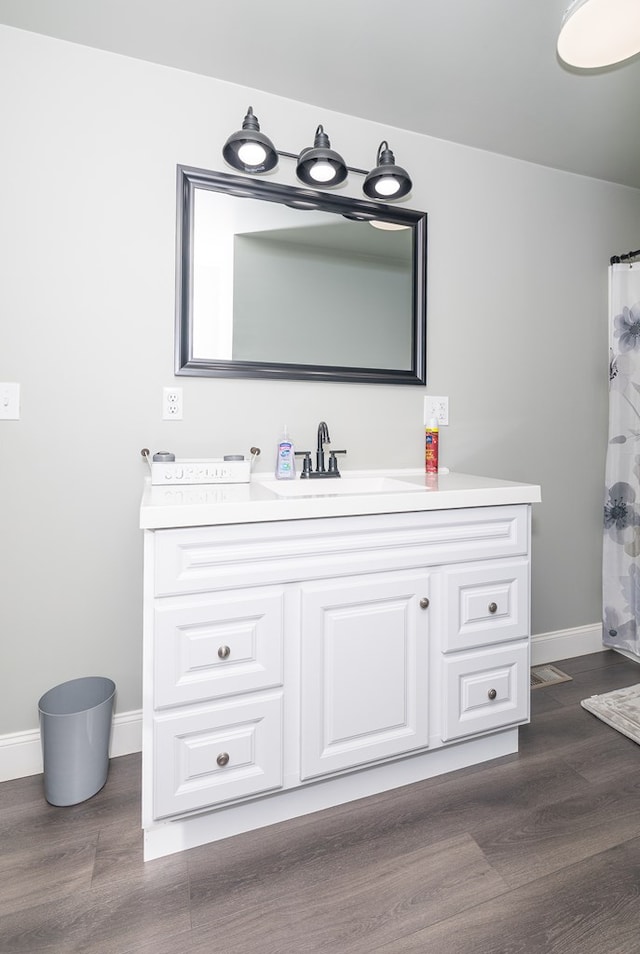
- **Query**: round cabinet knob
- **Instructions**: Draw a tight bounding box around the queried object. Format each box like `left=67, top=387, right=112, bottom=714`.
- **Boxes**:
left=216, top=752, right=230, bottom=767
left=488, top=688, right=497, bottom=700
left=217, top=645, right=231, bottom=660
left=419, top=597, right=430, bottom=609
left=488, top=602, right=498, bottom=614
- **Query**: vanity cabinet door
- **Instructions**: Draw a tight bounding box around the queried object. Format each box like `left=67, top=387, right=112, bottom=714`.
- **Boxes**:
left=300, top=571, right=431, bottom=780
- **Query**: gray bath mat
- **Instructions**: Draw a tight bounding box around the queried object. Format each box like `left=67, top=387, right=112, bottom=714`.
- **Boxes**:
left=581, top=684, right=640, bottom=745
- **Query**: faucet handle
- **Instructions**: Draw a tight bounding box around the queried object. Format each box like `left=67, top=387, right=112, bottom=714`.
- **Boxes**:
left=295, top=450, right=312, bottom=478
left=328, top=449, right=346, bottom=475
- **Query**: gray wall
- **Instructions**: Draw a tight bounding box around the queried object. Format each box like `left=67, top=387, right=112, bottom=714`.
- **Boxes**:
left=2, top=24, right=640, bottom=735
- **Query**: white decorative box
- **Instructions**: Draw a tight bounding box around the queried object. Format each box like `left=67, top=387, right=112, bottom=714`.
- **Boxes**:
left=150, top=458, right=251, bottom=486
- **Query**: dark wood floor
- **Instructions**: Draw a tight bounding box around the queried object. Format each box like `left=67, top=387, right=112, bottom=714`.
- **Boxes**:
left=2, top=651, right=640, bottom=954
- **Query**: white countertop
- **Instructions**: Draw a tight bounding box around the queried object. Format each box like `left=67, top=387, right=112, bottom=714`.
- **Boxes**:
left=139, top=469, right=541, bottom=530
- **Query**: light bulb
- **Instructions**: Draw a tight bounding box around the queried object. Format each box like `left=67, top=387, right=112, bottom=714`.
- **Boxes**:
left=237, top=141, right=268, bottom=166
left=374, top=176, right=401, bottom=197
left=309, top=160, right=336, bottom=183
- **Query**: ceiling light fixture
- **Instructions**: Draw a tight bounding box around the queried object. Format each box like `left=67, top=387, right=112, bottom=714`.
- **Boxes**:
left=557, top=0, right=640, bottom=68
left=222, top=106, right=278, bottom=174
left=222, top=108, right=412, bottom=201
left=296, top=125, right=348, bottom=187
left=362, top=142, right=412, bottom=200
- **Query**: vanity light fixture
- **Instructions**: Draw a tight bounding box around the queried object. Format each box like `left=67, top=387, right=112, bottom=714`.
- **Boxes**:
left=363, top=141, right=412, bottom=200
left=222, top=106, right=278, bottom=173
left=557, top=0, right=640, bottom=68
left=296, top=125, right=348, bottom=187
left=221, top=107, right=412, bottom=201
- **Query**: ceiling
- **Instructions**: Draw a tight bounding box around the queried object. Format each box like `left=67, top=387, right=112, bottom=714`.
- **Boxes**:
left=1, top=0, right=639, bottom=189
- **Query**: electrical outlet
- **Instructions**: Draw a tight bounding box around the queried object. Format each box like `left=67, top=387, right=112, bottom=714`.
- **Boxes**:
left=0, top=382, right=20, bottom=420
left=162, top=386, right=183, bottom=420
left=424, top=395, right=449, bottom=426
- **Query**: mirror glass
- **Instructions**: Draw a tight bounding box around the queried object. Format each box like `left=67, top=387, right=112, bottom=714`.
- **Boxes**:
left=175, top=166, right=427, bottom=384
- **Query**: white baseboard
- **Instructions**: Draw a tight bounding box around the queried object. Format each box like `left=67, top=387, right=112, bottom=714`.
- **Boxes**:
left=0, top=623, right=606, bottom=783
left=0, top=709, right=142, bottom=783
left=530, top=622, right=603, bottom=666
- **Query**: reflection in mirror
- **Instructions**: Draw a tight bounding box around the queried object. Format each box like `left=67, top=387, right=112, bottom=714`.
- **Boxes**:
left=175, top=167, right=427, bottom=384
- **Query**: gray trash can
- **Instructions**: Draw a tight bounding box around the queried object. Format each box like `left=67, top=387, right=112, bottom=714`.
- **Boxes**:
left=38, top=676, right=116, bottom=806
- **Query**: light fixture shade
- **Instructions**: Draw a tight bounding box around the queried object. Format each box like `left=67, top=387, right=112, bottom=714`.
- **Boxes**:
left=296, top=126, right=348, bottom=187
left=222, top=106, right=278, bottom=173
left=557, top=0, right=640, bottom=68
left=363, top=142, right=412, bottom=200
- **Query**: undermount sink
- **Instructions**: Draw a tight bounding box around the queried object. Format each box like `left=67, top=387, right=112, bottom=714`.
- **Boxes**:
left=258, top=476, right=426, bottom=497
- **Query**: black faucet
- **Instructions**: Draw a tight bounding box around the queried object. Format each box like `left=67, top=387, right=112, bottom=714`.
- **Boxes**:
left=295, top=421, right=347, bottom=478
left=316, top=421, right=330, bottom=474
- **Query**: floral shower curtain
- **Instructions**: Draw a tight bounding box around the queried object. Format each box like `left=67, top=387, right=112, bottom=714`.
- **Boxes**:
left=603, top=262, right=640, bottom=656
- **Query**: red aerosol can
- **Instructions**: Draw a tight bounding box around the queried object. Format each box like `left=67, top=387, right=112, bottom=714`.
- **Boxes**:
left=425, top=419, right=439, bottom=474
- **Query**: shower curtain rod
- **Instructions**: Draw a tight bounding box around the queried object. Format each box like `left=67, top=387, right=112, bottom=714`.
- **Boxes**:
left=610, top=249, right=640, bottom=265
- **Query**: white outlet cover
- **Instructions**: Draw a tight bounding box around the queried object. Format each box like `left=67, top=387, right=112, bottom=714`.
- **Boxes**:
left=424, top=395, right=449, bottom=426
left=0, top=382, right=20, bottom=420
left=162, top=386, right=183, bottom=420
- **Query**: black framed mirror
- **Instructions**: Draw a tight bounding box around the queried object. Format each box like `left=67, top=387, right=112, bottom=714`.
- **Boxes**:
left=175, top=166, right=427, bottom=384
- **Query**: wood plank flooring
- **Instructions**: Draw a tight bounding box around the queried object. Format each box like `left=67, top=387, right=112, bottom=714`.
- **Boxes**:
left=2, top=650, right=640, bottom=953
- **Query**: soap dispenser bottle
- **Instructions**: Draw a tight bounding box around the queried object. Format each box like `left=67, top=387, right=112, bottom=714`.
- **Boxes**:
left=275, top=426, right=296, bottom=480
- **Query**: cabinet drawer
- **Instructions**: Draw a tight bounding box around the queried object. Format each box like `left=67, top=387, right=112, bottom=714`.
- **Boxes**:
left=153, top=692, right=283, bottom=819
left=442, top=641, right=529, bottom=741
left=441, top=559, right=529, bottom=652
left=153, top=589, right=284, bottom=708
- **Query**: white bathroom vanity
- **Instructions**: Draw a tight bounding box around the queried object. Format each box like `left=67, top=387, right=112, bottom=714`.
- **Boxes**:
left=140, top=470, right=541, bottom=860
